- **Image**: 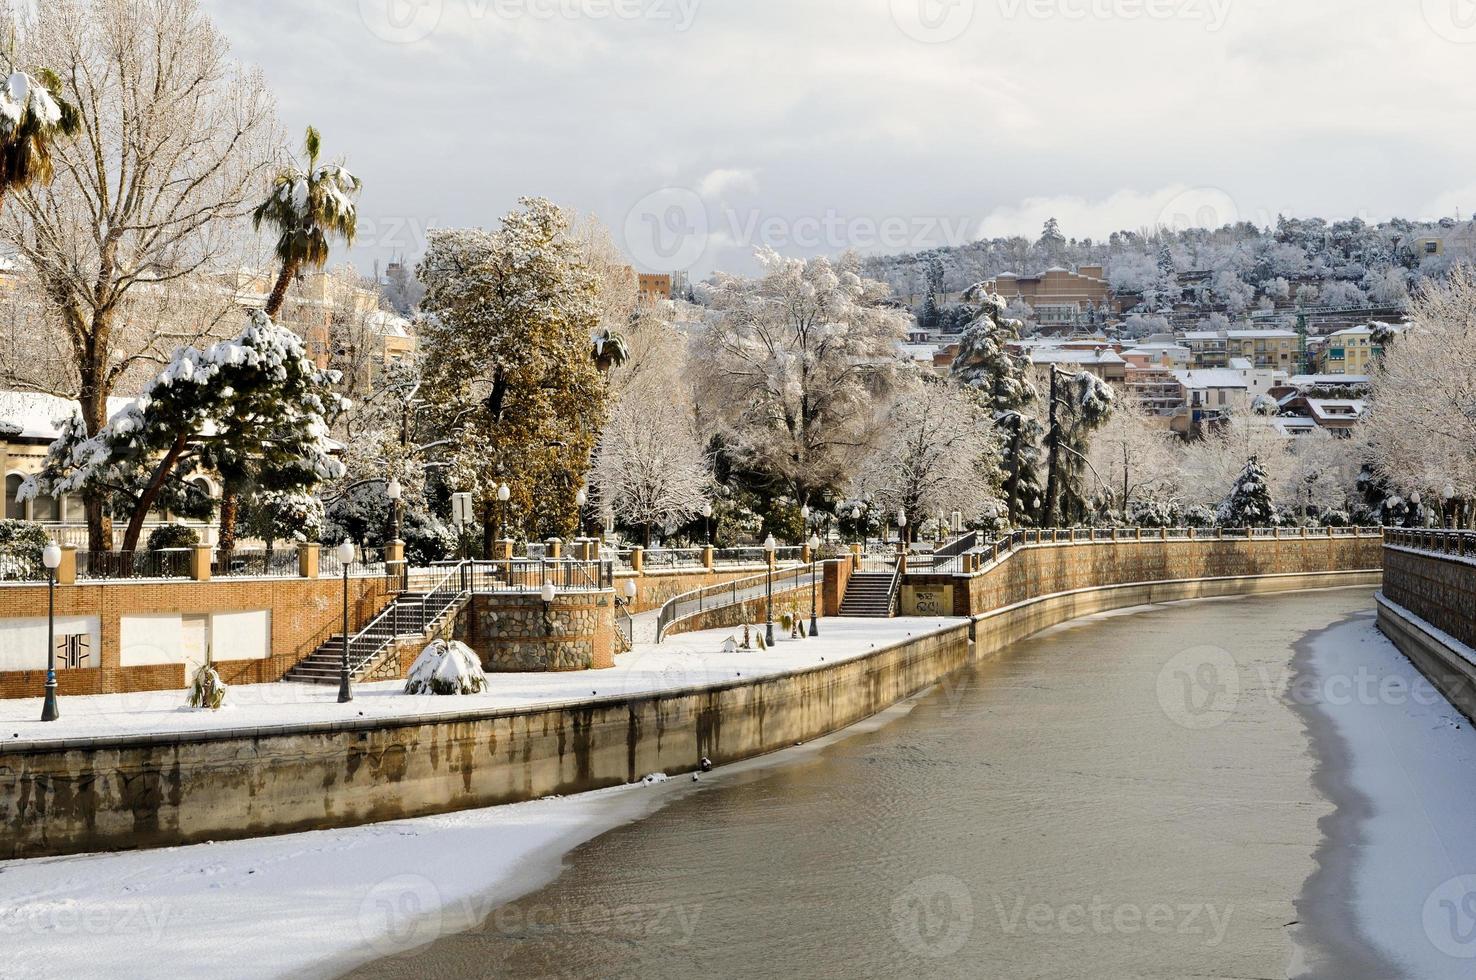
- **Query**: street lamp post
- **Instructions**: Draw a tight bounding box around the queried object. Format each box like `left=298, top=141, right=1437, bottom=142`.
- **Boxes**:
left=898, top=508, right=909, bottom=549
left=807, top=533, right=820, bottom=638
left=800, top=504, right=809, bottom=544
left=40, top=542, right=61, bottom=722
left=386, top=477, right=403, bottom=543
left=763, top=534, right=776, bottom=647
left=497, top=482, right=511, bottom=544
left=576, top=487, right=588, bottom=539
left=703, top=502, right=713, bottom=545
left=336, top=540, right=355, bottom=704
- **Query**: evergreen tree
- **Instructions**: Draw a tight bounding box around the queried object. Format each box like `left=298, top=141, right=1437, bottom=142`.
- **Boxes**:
left=1218, top=456, right=1276, bottom=527
left=1040, top=366, right=1114, bottom=526
left=951, top=286, right=1044, bottom=525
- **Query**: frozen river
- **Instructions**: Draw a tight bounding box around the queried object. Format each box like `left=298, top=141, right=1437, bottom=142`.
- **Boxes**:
left=344, top=587, right=1476, bottom=979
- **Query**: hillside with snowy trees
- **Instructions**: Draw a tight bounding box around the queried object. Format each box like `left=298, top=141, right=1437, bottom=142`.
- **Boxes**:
left=865, top=214, right=1474, bottom=326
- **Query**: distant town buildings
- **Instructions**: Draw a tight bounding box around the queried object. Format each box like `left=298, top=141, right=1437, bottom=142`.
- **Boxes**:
left=985, top=265, right=1117, bottom=330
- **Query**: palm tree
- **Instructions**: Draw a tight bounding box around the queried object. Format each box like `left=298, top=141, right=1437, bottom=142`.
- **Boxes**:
left=253, top=125, right=361, bottom=318
left=0, top=67, right=79, bottom=210
left=591, top=328, right=630, bottom=375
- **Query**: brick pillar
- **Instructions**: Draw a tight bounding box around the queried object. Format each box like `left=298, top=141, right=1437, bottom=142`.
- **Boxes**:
left=630, top=546, right=644, bottom=573
left=189, top=543, right=213, bottom=581
left=895, top=540, right=907, bottom=576
left=546, top=537, right=562, bottom=560
left=850, top=543, right=862, bottom=570
left=1216, top=527, right=1224, bottom=540
left=493, top=539, right=514, bottom=562
left=298, top=542, right=320, bottom=579
left=702, top=545, right=715, bottom=570
left=801, top=543, right=812, bottom=564
left=56, top=545, right=77, bottom=585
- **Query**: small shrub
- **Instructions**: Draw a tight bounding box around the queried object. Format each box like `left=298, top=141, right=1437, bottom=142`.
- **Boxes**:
left=147, top=523, right=200, bottom=551
left=187, top=662, right=228, bottom=710
left=405, top=639, right=488, bottom=695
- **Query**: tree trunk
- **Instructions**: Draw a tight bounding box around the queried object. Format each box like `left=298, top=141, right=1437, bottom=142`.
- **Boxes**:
left=217, top=489, right=239, bottom=560
left=120, top=434, right=191, bottom=552
left=1042, top=365, right=1060, bottom=527
left=78, top=327, right=113, bottom=553
left=264, top=260, right=299, bottom=319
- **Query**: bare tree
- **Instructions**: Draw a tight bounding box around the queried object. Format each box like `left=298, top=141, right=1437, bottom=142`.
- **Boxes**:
left=1086, top=392, right=1180, bottom=521
left=2, top=0, right=279, bottom=549
left=593, top=385, right=710, bottom=548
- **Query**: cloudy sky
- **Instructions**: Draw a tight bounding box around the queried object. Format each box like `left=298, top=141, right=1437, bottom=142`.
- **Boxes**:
left=204, top=0, right=1476, bottom=278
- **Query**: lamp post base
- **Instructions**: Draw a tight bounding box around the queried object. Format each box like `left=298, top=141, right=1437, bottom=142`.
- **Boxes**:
left=337, top=677, right=353, bottom=704
left=40, top=676, right=59, bottom=722
left=765, top=622, right=775, bottom=647
left=810, top=613, right=819, bottom=638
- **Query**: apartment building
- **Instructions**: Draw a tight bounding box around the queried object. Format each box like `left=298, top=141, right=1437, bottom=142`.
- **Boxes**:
left=984, top=265, right=1116, bottom=329
left=1317, top=325, right=1376, bottom=375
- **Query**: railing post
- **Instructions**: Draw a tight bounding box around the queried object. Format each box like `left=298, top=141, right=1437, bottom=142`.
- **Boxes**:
left=298, top=542, right=320, bottom=579
left=56, top=545, right=77, bottom=586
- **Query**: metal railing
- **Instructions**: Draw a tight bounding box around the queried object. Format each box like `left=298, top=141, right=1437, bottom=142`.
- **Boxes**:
left=655, top=562, right=821, bottom=642
left=434, top=558, right=615, bottom=594
left=76, top=549, right=192, bottom=580
left=340, top=562, right=471, bottom=677
left=0, top=548, right=43, bottom=582
left=320, top=546, right=388, bottom=579
left=1385, top=527, right=1476, bottom=557
left=214, top=547, right=300, bottom=578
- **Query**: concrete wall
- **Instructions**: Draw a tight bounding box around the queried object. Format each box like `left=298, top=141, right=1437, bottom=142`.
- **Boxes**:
left=615, top=564, right=783, bottom=614
left=660, top=583, right=817, bottom=640
left=0, top=537, right=1381, bottom=858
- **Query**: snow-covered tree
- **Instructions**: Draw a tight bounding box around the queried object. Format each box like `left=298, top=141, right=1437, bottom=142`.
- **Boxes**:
left=253, top=126, right=361, bottom=319
left=1086, top=394, right=1179, bottom=521
left=692, top=247, right=908, bottom=507
left=1041, top=366, right=1113, bottom=526
left=0, top=65, right=78, bottom=211
left=3, top=0, right=279, bottom=550
left=417, top=199, right=607, bottom=549
left=593, top=386, right=710, bottom=547
left=855, top=380, right=1003, bottom=531
left=1362, top=265, right=1476, bottom=524
left=1218, top=456, right=1275, bottom=527
left=22, top=311, right=344, bottom=551
left=951, top=287, right=1044, bottom=525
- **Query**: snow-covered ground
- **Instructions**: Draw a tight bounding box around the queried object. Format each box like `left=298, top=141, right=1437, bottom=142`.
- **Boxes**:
left=0, top=616, right=953, bottom=980
left=0, top=616, right=957, bottom=744
left=1297, top=601, right=1476, bottom=977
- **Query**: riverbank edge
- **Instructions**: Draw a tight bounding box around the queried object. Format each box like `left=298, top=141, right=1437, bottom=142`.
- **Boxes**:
left=2, top=567, right=1381, bottom=859
left=1287, top=605, right=1407, bottom=980
left=1375, top=592, right=1476, bottom=725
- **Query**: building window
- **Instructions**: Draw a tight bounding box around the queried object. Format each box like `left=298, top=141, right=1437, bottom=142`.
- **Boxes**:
left=4, top=473, right=24, bottom=520
left=1426, top=241, right=1439, bottom=255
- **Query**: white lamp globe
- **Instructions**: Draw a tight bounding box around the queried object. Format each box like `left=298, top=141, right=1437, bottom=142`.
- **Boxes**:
left=808, top=534, right=820, bottom=550
left=763, top=535, right=777, bottom=553
left=497, top=483, right=510, bottom=502
left=540, top=583, right=556, bottom=603
left=576, top=488, right=587, bottom=507
left=42, top=542, right=61, bottom=569
left=624, top=579, right=638, bottom=599
left=703, top=502, right=713, bottom=518
left=386, top=478, right=402, bottom=501
left=335, top=541, right=355, bottom=564
left=897, top=510, right=907, bottom=527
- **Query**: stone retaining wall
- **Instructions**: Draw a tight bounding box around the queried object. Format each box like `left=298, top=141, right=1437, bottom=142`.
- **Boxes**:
left=454, top=592, right=616, bottom=671
left=0, top=538, right=1382, bottom=859
left=1377, top=544, right=1476, bottom=724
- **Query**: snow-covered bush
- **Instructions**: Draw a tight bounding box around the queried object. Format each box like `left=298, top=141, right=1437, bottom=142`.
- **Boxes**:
left=1183, top=504, right=1218, bottom=528
left=1218, top=457, right=1275, bottom=527
left=404, top=639, right=488, bottom=696
left=1127, top=499, right=1180, bottom=528
left=146, top=523, right=199, bottom=551
left=187, top=662, right=227, bottom=710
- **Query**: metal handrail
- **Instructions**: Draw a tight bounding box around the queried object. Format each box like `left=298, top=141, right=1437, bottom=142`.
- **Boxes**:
left=655, top=562, right=820, bottom=642
left=342, top=561, right=470, bottom=675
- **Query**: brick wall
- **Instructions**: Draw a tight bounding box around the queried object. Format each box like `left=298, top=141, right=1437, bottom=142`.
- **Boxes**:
left=0, top=575, right=391, bottom=698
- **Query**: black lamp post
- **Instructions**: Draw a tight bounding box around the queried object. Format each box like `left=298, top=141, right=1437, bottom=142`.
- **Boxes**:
left=496, top=481, right=511, bottom=545
left=763, top=533, right=776, bottom=647
left=40, top=541, right=61, bottom=722
left=387, top=477, right=403, bottom=542
left=336, top=540, right=355, bottom=704
left=703, top=501, right=713, bottom=545
left=807, top=533, right=820, bottom=638
left=576, top=487, right=588, bottom=539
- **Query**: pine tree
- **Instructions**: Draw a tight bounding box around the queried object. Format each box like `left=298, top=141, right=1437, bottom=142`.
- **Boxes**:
left=1218, top=456, right=1275, bottom=527
left=951, top=286, right=1044, bottom=526
left=1041, top=366, right=1114, bottom=526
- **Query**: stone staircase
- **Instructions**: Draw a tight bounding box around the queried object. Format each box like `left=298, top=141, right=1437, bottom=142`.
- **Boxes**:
left=285, top=578, right=470, bottom=685
left=839, top=571, right=898, bottom=618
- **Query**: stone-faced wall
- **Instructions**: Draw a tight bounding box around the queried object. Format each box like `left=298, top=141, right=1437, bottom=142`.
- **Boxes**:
left=1382, top=545, right=1476, bottom=650
left=454, top=591, right=615, bottom=672
left=661, top=583, right=817, bottom=640
left=908, top=534, right=1384, bottom=618
left=0, top=575, right=392, bottom=698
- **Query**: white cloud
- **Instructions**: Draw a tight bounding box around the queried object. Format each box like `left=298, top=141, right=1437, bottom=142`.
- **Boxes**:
left=697, top=168, right=759, bottom=199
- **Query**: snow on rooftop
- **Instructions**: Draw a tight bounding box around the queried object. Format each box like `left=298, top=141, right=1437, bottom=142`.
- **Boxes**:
left=1173, top=369, right=1251, bottom=389
left=0, top=391, right=134, bottom=442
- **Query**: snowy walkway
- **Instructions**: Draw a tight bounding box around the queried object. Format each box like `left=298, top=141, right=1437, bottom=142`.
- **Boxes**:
left=0, top=617, right=958, bottom=746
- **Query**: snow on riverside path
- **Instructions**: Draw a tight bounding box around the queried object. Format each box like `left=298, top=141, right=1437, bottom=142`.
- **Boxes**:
left=1297, top=604, right=1476, bottom=977
left=0, top=617, right=957, bottom=744
left=0, top=617, right=959, bottom=980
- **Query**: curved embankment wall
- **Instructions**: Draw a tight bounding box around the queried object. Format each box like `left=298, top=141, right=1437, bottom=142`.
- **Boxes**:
left=1377, top=538, right=1476, bottom=723
left=0, top=536, right=1380, bottom=859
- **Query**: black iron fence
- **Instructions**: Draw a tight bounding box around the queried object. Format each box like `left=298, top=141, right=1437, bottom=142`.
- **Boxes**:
left=433, top=558, right=615, bottom=594
left=656, top=563, right=820, bottom=641
left=213, top=548, right=300, bottom=578
left=76, top=549, right=192, bottom=580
